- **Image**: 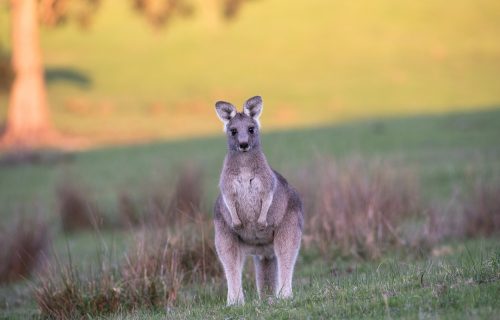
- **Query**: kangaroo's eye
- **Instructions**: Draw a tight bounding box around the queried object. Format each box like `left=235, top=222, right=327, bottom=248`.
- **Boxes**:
left=248, top=127, right=255, bottom=134
left=230, top=128, right=238, bottom=136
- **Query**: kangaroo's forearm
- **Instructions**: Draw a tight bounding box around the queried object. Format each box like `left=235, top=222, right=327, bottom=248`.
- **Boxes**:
left=223, top=194, right=241, bottom=225
left=258, top=192, right=273, bottom=224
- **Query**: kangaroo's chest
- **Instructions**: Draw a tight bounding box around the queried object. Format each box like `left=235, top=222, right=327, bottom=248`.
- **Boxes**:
left=232, top=168, right=264, bottom=210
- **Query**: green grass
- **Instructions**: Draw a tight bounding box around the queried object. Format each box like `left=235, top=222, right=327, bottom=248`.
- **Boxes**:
left=0, top=109, right=499, bottom=319
left=1, top=0, right=500, bottom=143
left=116, top=239, right=500, bottom=319
left=2, top=238, right=497, bottom=319
left=1, top=108, right=499, bottom=221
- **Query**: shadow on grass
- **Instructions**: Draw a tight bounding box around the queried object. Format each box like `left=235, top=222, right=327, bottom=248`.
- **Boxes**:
left=44, top=67, right=91, bottom=88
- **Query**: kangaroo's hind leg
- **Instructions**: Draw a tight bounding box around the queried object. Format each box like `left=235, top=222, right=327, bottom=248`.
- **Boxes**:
left=214, top=218, right=246, bottom=305
left=273, top=209, right=302, bottom=299
left=253, top=255, right=278, bottom=299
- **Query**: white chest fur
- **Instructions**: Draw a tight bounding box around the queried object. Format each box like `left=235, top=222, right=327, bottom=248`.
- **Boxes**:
left=232, top=167, right=264, bottom=219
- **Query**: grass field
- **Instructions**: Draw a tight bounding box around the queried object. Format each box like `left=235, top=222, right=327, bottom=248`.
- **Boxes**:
left=0, top=109, right=499, bottom=319
left=1, top=0, right=500, bottom=144
left=0, top=0, right=499, bottom=317
left=112, top=239, right=500, bottom=319
left=1, top=239, right=499, bottom=319
left=1, top=107, right=500, bottom=220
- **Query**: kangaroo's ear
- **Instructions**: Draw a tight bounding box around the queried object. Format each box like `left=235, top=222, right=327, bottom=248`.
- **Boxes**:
left=243, top=96, right=263, bottom=121
left=215, top=101, right=237, bottom=125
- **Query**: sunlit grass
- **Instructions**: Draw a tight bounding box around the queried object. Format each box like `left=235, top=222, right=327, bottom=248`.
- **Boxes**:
left=1, top=0, right=500, bottom=144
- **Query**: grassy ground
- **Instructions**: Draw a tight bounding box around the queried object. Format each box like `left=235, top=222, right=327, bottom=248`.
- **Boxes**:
left=1, top=0, right=500, bottom=143
left=112, top=239, right=500, bottom=319
left=0, top=109, right=499, bottom=319
left=1, top=239, right=499, bottom=319
left=1, top=108, right=499, bottom=220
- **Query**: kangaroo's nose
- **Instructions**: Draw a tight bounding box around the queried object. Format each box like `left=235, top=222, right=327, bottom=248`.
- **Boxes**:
left=239, top=142, right=249, bottom=150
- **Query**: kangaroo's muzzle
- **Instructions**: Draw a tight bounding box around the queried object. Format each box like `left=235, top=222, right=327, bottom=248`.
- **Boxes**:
left=239, top=142, right=250, bottom=152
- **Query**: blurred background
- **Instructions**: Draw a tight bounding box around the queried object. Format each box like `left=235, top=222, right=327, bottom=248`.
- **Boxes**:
left=0, top=1, right=499, bottom=317
left=1, top=0, right=499, bottom=145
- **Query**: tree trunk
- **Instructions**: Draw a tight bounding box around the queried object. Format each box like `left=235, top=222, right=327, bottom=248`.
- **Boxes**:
left=1, top=0, right=53, bottom=149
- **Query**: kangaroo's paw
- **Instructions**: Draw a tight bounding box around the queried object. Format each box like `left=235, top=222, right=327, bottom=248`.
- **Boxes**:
left=257, top=219, right=268, bottom=230
left=232, top=219, right=243, bottom=230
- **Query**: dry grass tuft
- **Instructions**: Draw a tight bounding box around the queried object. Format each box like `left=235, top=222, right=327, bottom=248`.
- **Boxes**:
left=119, top=230, right=184, bottom=310
left=417, top=190, right=463, bottom=247
left=34, top=265, right=122, bottom=319
left=419, top=178, right=500, bottom=245
left=36, top=166, right=220, bottom=318
left=120, top=219, right=221, bottom=307
left=462, top=178, right=500, bottom=237
left=170, top=164, right=203, bottom=222
left=57, top=180, right=104, bottom=233
left=174, top=222, right=222, bottom=283
left=118, top=165, right=203, bottom=228
left=298, top=157, right=421, bottom=259
left=0, top=216, right=50, bottom=283
left=118, top=191, right=142, bottom=227
left=35, top=219, right=221, bottom=318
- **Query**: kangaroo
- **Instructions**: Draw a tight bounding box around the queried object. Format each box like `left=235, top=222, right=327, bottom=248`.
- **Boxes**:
left=213, top=96, right=303, bottom=306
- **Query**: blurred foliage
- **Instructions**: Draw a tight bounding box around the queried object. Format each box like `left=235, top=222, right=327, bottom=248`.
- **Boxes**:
left=223, top=0, right=251, bottom=19
left=132, top=0, right=194, bottom=28
left=36, top=0, right=248, bottom=29
left=0, top=0, right=499, bottom=144
left=38, top=0, right=101, bottom=28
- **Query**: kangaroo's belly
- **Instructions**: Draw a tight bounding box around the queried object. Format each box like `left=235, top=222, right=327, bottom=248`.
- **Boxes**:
left=240, top=241, right=275, bottom=258
left=236, top=225, right=274, bottom=246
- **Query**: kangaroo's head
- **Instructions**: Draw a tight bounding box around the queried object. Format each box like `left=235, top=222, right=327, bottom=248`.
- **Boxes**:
left=215, top=96, right=263, bottom=153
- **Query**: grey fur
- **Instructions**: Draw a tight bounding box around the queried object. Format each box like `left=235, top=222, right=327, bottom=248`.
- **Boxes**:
left=213, top=96, right=304, bottom=305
